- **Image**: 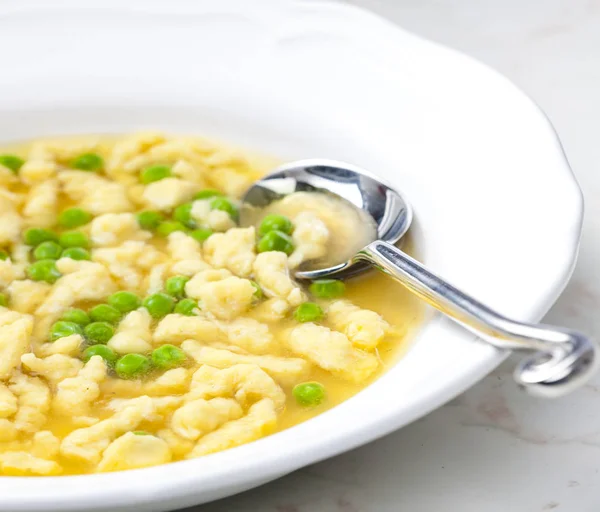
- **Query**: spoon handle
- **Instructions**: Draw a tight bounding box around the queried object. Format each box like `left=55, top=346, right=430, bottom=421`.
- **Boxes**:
left=356, top=240, right=597, bottom=397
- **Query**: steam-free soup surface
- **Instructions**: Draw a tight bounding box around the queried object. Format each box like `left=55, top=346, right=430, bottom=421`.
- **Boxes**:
left=0, top=133, right=421, bottom=475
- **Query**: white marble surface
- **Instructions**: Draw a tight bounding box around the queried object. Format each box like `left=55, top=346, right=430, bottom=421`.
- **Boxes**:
left=187, top=1, right=600, bottom=510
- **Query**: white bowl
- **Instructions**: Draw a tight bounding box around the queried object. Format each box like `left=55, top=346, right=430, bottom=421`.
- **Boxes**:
left=0, top=0, right=583, bottom=510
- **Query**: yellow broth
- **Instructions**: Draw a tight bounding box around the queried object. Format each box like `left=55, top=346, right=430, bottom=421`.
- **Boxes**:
left=0, top=134, right=422, bottom=475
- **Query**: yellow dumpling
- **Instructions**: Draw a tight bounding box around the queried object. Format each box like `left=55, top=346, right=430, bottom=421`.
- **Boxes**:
left=97, top=432, right=172, bottom=472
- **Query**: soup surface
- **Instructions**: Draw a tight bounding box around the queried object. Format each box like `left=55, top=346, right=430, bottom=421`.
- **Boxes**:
left=0, top=133, right=421, bottom=476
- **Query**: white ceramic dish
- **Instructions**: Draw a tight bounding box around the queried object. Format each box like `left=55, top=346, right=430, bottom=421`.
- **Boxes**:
left=0, top=0, right=583, bottom=510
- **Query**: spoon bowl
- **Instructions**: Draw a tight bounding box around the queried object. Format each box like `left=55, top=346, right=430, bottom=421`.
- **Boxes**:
left=242, top=159, right=412, bottom=279
left=242, top=159, right=598, bottom=398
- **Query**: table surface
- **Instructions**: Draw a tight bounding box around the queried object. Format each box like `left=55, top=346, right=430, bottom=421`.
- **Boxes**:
left=186, top=1, right=600, bottom=510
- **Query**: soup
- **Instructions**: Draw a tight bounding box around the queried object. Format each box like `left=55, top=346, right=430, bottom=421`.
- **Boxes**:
left=0, top=133, right=421, bottom=475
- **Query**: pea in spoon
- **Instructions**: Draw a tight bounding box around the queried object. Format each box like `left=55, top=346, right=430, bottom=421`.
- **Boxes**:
left=242, top=159, right=597, bottom=398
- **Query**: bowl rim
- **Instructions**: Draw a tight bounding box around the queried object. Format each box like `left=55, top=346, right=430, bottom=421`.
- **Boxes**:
left=0, top=0, right=583, bottom=510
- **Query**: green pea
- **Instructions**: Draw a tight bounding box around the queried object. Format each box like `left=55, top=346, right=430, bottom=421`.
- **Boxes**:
left=33, top=241, right=63, bottom=261
left=193, top=189, right=223, bottom=200
left=258, top=214, right=294, bottom=236
left=61, top=308, right=90, bottom=326
left=71, top=153, right=104, bottom=171
left=309, top=279, right=345, bottom=299
left=108, top=291, right=141, bottom=313
left=165, top=275, right=189, bottom=299
left=0, top=154, right=25, bottom=173
left=23, top=228, right=58, bottom=246
left=61, top=247, right=91, bottom=261
left=209, top=197, right=238, bottom=219
left=140, top=164, right=171, bottom=184
left=151, top=344, right=187, bottom=370
left=189, top=228, right=213, bottom=243
left=27, top=259, right=61, bottom=283
left=58, top=208, right=92, bottom=229
left=143, top=293, right=175, bottom=319
left=294, top=302, right=324, bottom=323
left=89, top=304, right=122, bottom=324
left=50, top=321, right=83, bottom=341
left=256, top=230, right=295, bottom=255
left=0, top=293, right=8, bottom=307
left=173, top=203, right=196, bottom=229
left=82, top=344, right=118, bottom=366
left=156, top=221, right=186, bottom=237
left=84, top=322, right=114, bottom=344
left=250, top=281, right=263, bottom=300
left=174, top=298, right=198, bottom=316
left=115, top=353, right=151, bottom=379
left=58, top=231, right=89, bottom=249
left=0, top=250, right=8, bottom=261
left=136, top=211, right=164, bottom=231
left=293, top=382, right=326, bottom=407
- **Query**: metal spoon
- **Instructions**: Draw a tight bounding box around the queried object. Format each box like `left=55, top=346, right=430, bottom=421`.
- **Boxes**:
left=241, top=159, right=597, bottom=398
